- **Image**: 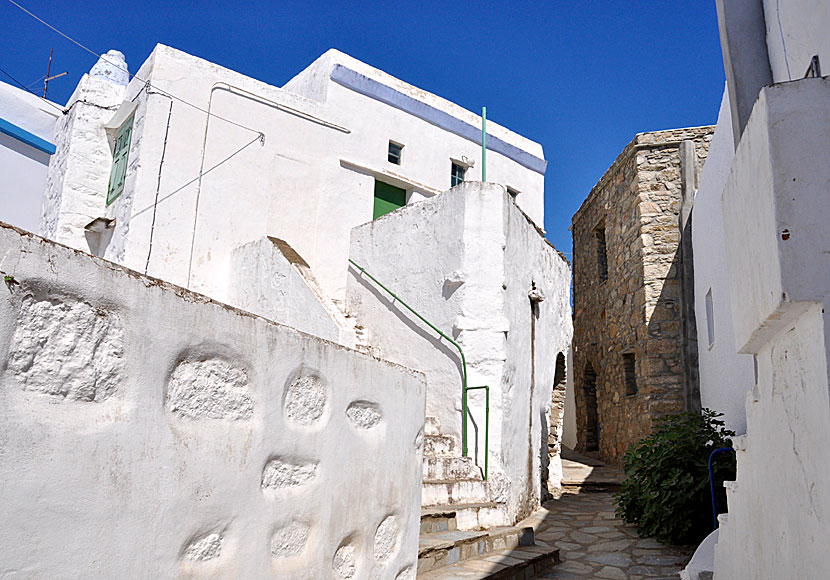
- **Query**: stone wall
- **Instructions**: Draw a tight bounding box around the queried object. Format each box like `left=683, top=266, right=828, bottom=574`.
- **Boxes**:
left=571, top=127, right=713, bottom=463
left=0, top=222, right=425, bottom=579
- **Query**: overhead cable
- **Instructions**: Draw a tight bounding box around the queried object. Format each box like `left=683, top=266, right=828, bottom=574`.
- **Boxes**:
left=5, top=0, right=264, bottom=137
left=0, top=64, right=66, bottom=113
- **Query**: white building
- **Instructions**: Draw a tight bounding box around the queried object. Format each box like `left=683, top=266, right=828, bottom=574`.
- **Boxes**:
left=690, top=1, right=830, bottom=578
left=42, top=45, right=546, bottom=307
left=5, top=45, right=572, bottom=577
left=0, top=80, right=60, bottom=232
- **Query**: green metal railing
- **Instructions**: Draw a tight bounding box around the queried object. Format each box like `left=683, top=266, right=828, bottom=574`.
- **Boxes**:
left=349, top=259, right=489, bottom=480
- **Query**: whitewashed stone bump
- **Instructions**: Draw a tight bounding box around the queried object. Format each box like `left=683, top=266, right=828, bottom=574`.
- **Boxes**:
left=6, top=294, right=124, bottom=402
left=283, top=371, right=328, bottom=426
left=395, top=565, right=415, bottom=580
left=182, top=532, right=223, bottom=562
left=373, top=515, right=400, bottom=562
left=261, top=457, right=318, bottom=490
left=270, top=521, right=309, bottom=558
left=332, top=539, right=357, bottom=579
left=167, top=358, right=253, bottom=420
left=346, top=400, right=382, bottom=429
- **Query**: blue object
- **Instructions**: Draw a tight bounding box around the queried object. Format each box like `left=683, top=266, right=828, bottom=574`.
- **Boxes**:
left=332, top=65, right=547, bottom=175
left=0, top=116, right=56, bottom=155
left=709, top=447, right=735, bottom=529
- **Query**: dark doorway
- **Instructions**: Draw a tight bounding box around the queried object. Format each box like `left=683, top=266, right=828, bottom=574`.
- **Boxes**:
left=584, top=362, right=599, bottom=451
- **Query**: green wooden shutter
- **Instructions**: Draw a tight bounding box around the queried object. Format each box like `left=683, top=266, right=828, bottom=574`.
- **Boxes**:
left=106, top=114, right=134, bottom=206
left=373, top=180, right=407, bottom=219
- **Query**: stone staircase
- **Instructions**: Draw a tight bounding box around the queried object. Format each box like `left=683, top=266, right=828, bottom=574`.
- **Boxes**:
left=417, top=417, right=560, bottom=578
left=421, top=417, right=510, bottom=529
left=417, top=503, right=559, bottom=578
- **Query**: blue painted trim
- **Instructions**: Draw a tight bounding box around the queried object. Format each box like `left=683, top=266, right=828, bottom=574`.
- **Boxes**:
left=331, top=65, right=547, bottom=175
left=0, top=117, right=56, bottom=155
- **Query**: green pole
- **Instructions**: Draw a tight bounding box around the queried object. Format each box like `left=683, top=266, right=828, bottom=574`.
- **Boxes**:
left=481, top=106, right=487, bottom=182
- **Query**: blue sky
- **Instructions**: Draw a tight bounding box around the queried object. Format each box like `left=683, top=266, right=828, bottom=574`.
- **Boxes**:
left=1, top=0, right=725, bottom=255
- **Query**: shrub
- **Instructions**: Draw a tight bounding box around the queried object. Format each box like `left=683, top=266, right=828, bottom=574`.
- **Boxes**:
left=614, top=409, right=736, bottom=545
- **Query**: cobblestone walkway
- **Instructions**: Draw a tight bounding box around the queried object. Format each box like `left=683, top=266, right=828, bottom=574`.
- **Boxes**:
left=531, top=493, right=693, bottom=580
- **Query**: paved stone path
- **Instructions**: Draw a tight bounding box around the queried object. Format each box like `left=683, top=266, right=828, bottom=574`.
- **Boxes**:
left=531, top=492, right=693, bottom=579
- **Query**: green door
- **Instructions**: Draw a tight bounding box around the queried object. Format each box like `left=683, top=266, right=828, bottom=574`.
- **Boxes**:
left=373, top=180, right=406, bottom=219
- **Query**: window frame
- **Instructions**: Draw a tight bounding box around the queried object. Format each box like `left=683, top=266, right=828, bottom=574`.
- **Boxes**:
left=451, top=161, right=466, bottom=187
left=388, top=140, right=403, bottom=165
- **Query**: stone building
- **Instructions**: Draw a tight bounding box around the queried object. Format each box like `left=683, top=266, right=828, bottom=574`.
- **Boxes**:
left=571, top=126, right=712, bottom=462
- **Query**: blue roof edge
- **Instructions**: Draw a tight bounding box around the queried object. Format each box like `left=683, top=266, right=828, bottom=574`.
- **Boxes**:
left=330, top=65, right=547, bottom=175
left=0, top=117, right=56, bottom=155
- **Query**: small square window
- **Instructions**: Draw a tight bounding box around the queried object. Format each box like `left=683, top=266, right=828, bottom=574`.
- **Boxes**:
left=451, top=162, right=466, bottom=187
left=388, top=141, right=403, bottom=165
left=507, top=187, right=519, bottom=198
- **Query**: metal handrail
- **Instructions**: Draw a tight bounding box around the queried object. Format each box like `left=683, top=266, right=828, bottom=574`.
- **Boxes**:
left=709, top=446, right=735, bottom=529
left=348, top=259, right=489, bottom=479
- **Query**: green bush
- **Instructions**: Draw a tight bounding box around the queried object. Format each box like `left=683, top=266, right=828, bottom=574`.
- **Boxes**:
left=614, top=409, right=736, bottom=545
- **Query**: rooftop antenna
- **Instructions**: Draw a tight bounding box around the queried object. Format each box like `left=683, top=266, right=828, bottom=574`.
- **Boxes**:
left=42, top=48, right=67, bottom=99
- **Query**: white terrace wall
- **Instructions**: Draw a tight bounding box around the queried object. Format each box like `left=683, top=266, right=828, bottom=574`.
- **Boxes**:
left=0, top=80, right=59, bottom=233
left=47, top=45, right=546, bottom=311
left=712, top=79, right=830, bottom=580
left=0, top=222, right=425, bottom=580
left=691, top=86, right=755, bottom=435
left=762, top=0, right=830, bottom=83
left=346, top=182, right=571, bottom=523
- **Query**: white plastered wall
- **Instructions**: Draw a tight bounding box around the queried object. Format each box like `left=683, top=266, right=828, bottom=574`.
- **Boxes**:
left=712, top=78, right=830, bottom=580
left=346, top=182, right=571, bottom=523
left=691, top=85, right=755, bottom=435
left=0, top=222, right=425, bottom=580
left=0, top=81, right=59, bottom=233
left=763, top=0, right=830, bottom=82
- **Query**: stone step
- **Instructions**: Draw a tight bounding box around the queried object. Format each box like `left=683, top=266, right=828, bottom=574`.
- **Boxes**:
left=422, top=478, right=489, bottom=507
left=422, top=502, right=511, bottom=532
left=423, top=434, right=457, bottom=458
left=423, top=456, right=482, bottom=481
left=417, top=542, right=560, bottom=579
left=417, top=525, right=536, bottom=575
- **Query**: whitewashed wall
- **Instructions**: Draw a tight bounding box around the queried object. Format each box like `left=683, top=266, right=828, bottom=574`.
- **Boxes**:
left=346, top=182, right=571, bottom=523
left=763, top=0, right=830, bottom=82
left=0, top=222, right=425, bottom=580
left=45, top=45, right=546, bottom=311
left=712, top=78, right=830, bottom=580
left=0, top=81, right=59, bottom=233
left=691, top=86, right=754, bottom=435
left=39, top=51, right=129, bottom=251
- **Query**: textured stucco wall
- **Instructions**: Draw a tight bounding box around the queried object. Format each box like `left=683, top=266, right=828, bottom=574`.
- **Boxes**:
left=713, top=79, right=830, bottom=580
left=39, top=57, right=127, bottom=250
left=571, top=127, right=713, bottom=463
left=45, top=45, right=546, bottom=311
left=0, top=222, right=425, bottom=580
left=691, top=87, right=755, bottom=435
left=346, top=182, right=571, bottom=523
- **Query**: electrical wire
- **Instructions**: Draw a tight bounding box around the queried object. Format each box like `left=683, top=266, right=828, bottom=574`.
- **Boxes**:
left=0, top=64, right=66, bottom=113
left=5, top=0, right=264, bottom=138
left=130, top=133, right=263, bottom=221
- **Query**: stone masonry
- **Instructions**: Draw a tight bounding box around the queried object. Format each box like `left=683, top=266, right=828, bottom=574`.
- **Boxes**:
left=571, top=127, right=713, bottom=463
